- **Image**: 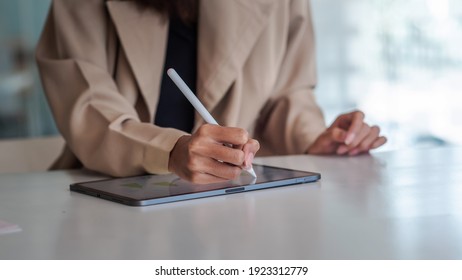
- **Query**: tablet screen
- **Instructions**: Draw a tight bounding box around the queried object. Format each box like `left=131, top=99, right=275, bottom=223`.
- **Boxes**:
left=70, top=164, right=320, bottom=206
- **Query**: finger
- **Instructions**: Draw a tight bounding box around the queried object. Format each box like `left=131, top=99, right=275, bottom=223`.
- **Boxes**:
left=191, top=141, right=245, bottom=166
left=349, top=136, right=387, bottom=156
left=344, top=111, right=365, bottom=145
left=195, top=157, right=243, bottom=181
left=242, top=139, right=260, bottom=169
left=189, top=131, right=246, bottom=166
left=356, top=125, right=380, bottom=152
left=347, top=125, right=372, bottom=156
left=196, top=124, right=249, bottom=146
left=330, top=127, right=348, bottom=143
left=348, top=123, right=371, bottom=149
left=316, top=127, right=347, bottom=147
left=337, top=123, right=371, bottom=155
left=325, top=127, right=348, bottom=154
left=332, top=110, right=362, bottom=128
left=242, top=139, right=260, bottom=154
left=185, top=152, right=243, bottom=181
left=370, top=136, right=387, bottom=149
left=336, top=144, right=349, bottom=155
left=308, top=127, right=346, bottom=154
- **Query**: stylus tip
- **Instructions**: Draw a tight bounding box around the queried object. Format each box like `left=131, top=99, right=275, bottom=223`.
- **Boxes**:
left=246, top=167, right=257, bottom=178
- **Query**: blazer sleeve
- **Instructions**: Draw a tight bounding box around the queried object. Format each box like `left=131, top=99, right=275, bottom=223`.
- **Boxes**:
left=256, top=0, right=326, bottom=155
left=36, top=0, right=186, bottom=177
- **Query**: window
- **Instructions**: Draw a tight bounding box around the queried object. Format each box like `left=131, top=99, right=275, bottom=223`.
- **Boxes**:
left=312, top=0, right=462, bottom=150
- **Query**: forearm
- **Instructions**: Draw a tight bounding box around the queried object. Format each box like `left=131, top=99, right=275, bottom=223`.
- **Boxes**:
left=254, top=0, right=326, bottom=155
left=36, top=1, right=187, bottom=176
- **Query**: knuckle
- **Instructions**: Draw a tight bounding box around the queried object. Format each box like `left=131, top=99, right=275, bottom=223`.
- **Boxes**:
left=362, top=123, right=371, bottom=132
left=188, top=138, right=201, bottom=153
left=252, top=139, right=260, bottom=150
left=203, top=123, right=214, bottom=130
left=236, top=129, right=249, bottom=143
left=331, top=127, right=340, bottom=136
left=196, top=126, right=206, bottom=136
left=186, top=157, right=201, bottom=172
left=233, top=150, right=245, bottom=164
left=186, top=159, right=196, bottom=172
left=197, top=124, right=211, bottom=136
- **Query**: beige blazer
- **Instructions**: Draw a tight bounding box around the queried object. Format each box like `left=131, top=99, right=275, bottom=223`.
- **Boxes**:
left=36, top=0, right=326, bottom=177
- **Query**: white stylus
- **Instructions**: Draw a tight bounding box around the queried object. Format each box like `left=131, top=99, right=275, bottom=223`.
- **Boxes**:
left=167, top=68, right=257, bottom=178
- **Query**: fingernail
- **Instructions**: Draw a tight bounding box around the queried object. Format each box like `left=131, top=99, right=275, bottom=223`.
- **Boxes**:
left=345, top=133, right=356, bottom=145
left=244, top=153, right=254, bottom=170
left=337, top=146, right=348, bottom=155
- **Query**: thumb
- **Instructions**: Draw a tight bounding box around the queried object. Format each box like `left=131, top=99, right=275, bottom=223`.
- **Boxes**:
left=242, top=139, right=260, bottom=169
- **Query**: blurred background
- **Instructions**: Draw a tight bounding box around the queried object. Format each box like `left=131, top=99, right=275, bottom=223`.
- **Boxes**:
left=0, top=0, right=461, bottom=151
left=0, top=0, right=54, bottom=138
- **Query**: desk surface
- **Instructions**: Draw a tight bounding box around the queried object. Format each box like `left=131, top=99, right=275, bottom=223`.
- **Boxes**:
left=1, top=147, right=462, bottom=259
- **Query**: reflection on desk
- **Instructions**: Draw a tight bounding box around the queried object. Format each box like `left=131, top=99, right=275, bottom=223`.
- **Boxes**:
left=0, top=147, right=461, bottom=259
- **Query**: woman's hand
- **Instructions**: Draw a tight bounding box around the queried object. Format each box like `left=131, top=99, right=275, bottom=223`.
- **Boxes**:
left=307, top=110, right=386, bottom=156
left=168, top=124, right=260, bottom=184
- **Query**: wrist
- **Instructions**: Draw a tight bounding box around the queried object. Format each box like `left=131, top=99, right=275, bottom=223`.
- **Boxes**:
left=168, top=135, right=190, bottom=173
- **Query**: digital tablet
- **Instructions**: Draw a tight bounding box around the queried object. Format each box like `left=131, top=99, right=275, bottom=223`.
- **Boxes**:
left=70, top=164, right=321, bottom=206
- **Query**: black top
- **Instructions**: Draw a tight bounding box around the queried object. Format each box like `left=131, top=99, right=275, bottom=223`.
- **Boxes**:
left=154, top=18, right=198, bottom=133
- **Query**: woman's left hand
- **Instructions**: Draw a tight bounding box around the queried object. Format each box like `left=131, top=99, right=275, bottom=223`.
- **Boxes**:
left=307, top=110, right=387, bottom=156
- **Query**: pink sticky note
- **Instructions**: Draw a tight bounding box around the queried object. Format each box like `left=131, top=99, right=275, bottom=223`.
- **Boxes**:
left=0, top=220, right=22, bottom=235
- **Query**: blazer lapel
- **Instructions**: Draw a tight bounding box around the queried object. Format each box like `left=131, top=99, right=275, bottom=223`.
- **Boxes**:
left=107, top=1, right=168, bottom=122
left=107, top=0, right=275, bottom=126
left=196, top=0, right=275, bottom=123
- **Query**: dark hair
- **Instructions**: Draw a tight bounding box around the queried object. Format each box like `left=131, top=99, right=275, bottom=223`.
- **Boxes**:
left=134, top=0, right=198, bottom=24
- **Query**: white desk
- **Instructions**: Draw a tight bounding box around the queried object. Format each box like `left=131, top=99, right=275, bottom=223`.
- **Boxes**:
left=1, top=147, right=462, bottom=259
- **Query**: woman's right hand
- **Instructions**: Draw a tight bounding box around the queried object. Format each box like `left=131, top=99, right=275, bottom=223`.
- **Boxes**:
left=168, top=124, right=260, bottom=184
